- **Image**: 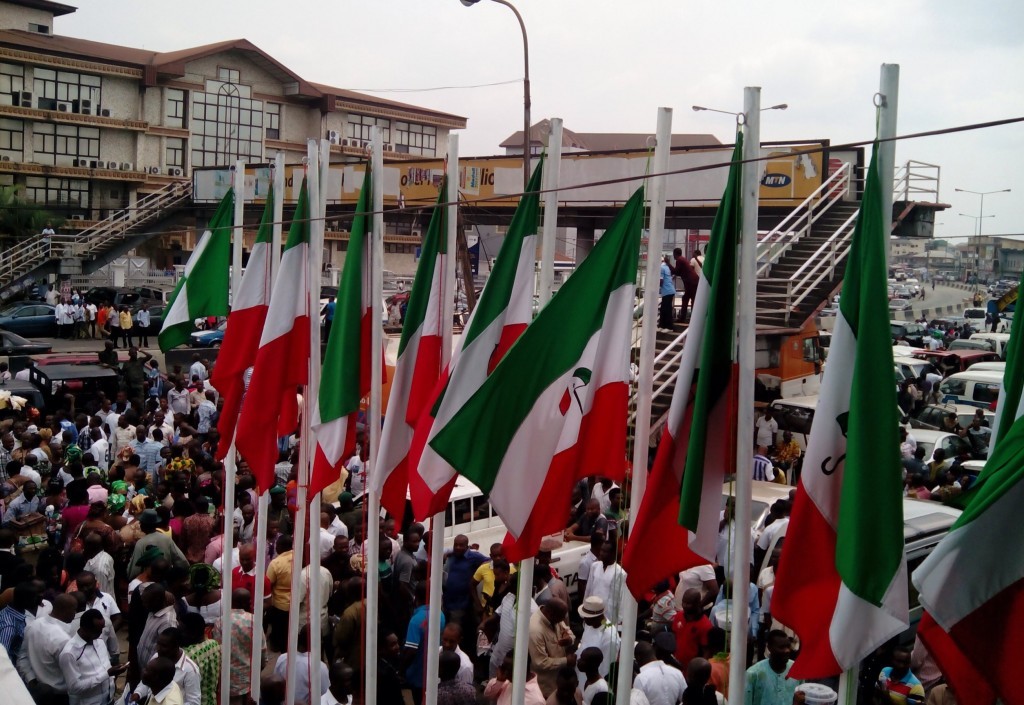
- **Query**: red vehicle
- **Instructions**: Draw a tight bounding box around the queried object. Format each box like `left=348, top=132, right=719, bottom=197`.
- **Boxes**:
left=911, top=349, right=999, bottom=377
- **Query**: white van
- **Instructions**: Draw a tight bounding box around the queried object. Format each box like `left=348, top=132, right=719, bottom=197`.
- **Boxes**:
left=768, top=396, right=819, bottom=450
left=367, top=477, right=592, bottom=594
left=969, top=360, right=1005, bottom=373
left=745, top=481, right=962, bottom=629
left=938, top=370, right=1003, bottom=408
left=969, top=332, right=1011, bottom=359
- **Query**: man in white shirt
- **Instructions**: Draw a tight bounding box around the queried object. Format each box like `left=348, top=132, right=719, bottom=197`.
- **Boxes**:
left=77, top=571, right=122, bottom=662
left=20, top=594, right=76, bottom=700
left=85, top=301, right=98, bottom=338
left=132, top=629, right=201, bottom=705
left=59, top=609, right=128, bottom=705
left=439, top=623, right=474, bottom=685
left=167, top=379, right=190, bottom=417
left=189, top=355, right=208, bottom=382
left=86, top=429, right=109, bottom=469
left=83, top=534, right=116, bottom=597
left=752, top=447, right=777, bottom=483
left=633, top=641, right=686, bottom=705
left=583, top=542, right=627, bottom=625
left=575, top=596, right=620, bottom=694
left=754, top=409, right=778, bottom=449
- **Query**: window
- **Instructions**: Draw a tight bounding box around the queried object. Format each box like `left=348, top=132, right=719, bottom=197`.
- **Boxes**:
left=165, top=88, right=186, bottom=129
left=32, top=123, right=99, bottom=166
left=0, top=118, right=23, bottom=160
left=190, top=78, right=263, bottom=167
left=33, top=68, right=101, bottom=111
left=939, top=378, right=965, bottom=397
left=394, top=121, right=436, bottom=156
left=265, top=103, right=281, bottom=140
left=346, top=114, right=390, bottom=144
left=0, top=63, right=25, bottom=106
left=28, top=23, right=49, bottom=34
left=23, top=176, right=89, bottom=209
left=974, top=383, right=1000, bottom=404
left=166, top=138, right=185, bottom=168
left=218, top=67, right=240, bottom=84
left=802, top=337, right=820, bottom=363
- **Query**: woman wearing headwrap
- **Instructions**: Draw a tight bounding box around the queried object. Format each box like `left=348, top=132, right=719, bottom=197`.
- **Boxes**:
left=184, top=563, right=223, bottom=626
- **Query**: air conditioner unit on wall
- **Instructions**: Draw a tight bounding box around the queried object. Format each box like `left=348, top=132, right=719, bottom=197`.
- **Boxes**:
left=327, top=130, right=340, bottom=144
left=148, top=166, right=161, bottom=175
left=120, top=162, right=133, bottom=171
left=79, top=99, right=92, bottom=115
left=100, top=108, right=111, bottom=117
left=57, top=101, right=71, bottom=112
left=341, top=139, right=349, bottom=147
left=106, top=161, right=119, bottom=169
left=88, top=160, right=99, bottom=169
left=0, top=155, right=10, bottom=162
left=384, top=143, right=392, bottom=152
left=168, top=167, right=183, bottom=177
left=20, top=91, right=32, bottom=108
left=70, top=214, right=84, bottom=221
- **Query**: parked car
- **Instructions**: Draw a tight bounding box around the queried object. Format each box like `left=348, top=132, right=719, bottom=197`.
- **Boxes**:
left=189, top=321, right=227, bottom=347
left=911, top=350, right=999, bottom=377
left=889, top=298, right=912, bottom=312
left=0, top=303, right=57, bottom=337
left=909, top=403, right=995, bottom=432
left=911, top=428, right=976, bottom=462
left=947, top=338, right=996, bottom=355
left=891, top=320, right=927, bottom=347
left=0, top=329, right=52, bottom=356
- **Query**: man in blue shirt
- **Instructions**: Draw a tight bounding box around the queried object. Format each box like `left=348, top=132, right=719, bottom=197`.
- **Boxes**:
left=322, top=296, right=336, bottom=339
left=659, top=256, right=676, bottom=330
left=404, top=582, right=445, bottom=705
left=443, top=534, right=486, bottom=654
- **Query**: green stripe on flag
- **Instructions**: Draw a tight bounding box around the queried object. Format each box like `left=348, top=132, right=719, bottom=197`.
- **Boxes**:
left=158, top=189, right=233, bottom=352
left=463, top=158, right=542, bottom=348
left=678, top=135, right=742, bottom=531
left=398, top=178, right=447, bottom=357
left=993, top=313, right=1024, bottom=448
left=835, top=142, right=904, bottom=605
left=286, top=179, right=310, bottom=250
left=319, top=167, right=371, bottom=420
left=429, top=187, right=644, bottom=491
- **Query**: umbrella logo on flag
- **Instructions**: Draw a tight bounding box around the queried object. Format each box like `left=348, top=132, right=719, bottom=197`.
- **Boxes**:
left=559, top=367, right=592, bottom=416
left=821, top=411, right=850, bottom=476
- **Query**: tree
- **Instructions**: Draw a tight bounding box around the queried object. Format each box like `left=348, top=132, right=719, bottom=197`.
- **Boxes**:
left=0, top=185, right=63, bottom=246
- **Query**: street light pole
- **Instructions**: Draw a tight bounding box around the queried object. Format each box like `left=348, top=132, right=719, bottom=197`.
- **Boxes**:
left=956, top=187, right=1011, bottom=288
left=461, top=0, right=531, bottom=191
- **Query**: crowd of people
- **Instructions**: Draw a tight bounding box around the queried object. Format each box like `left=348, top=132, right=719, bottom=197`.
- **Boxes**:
left=0, top=292, right=959, bottom=705
left=42, top=286, right=156, bottom=347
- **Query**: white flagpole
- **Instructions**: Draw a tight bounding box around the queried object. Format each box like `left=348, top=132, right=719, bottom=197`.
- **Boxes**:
left=616, top=106, right=672, bottom=705
left=250, top=153, right=282, bottom=702
left=306, top=138, right=329, bottom=705
left=364, top=126, right=386, bottom=705
left=509, top=126, right=558, bottom=705
left=219, top=159, right=245, bottom=705
left=728, top=87, right=760, bottom=701
left=232, top=159, right=245, bottom=293
left=285, top=140, right=319, bottom=705
left=272, top=152, right=285, bottom=277
left=836, top=63, right=901, bottom=705
left=250, top=490, right=269, bottom=699
left=423, top=133, right=459, bottom=705
left=538, top=119, right=561, bottom=304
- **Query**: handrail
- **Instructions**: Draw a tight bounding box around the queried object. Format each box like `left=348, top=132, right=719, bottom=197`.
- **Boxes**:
left=0, top=181, right=191, bottom=286
left=785, top=208, right=859, bottom=283
left=893, top=160, right=941, bottom=204
left=755, top=162, right=852, bottom=277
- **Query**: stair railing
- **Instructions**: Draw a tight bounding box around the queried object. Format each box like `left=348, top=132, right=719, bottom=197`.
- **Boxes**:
left=755, top=162, right=852, bottom=277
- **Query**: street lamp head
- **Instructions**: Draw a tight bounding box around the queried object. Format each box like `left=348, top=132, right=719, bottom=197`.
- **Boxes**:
left=765, top=103, right=788, bottom=111
left=460, top=0, right=480, bottom=6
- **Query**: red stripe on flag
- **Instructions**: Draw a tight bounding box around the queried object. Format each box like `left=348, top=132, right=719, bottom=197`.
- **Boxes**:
left=945, top=578, right=1024, bottom=705
left=407, top=334, right=442, bottom=426
left=503, top=383, right=628, bottom=563
left=917, top=611, right=997, bottom=705
left=309, top=414, right=358, bottom=498
left=235, top=316, right=310, bottom=491
left=488, top=322, right=528, bottom=374
left=380, top=454, right=409, bottom=522
left=772, top=484, right=843, bottom=679
left=408, top=369, right=454, bottom=521
left=212, top=304, right=268, bottom=458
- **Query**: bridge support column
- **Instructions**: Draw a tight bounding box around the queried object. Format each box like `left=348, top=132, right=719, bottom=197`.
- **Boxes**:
left=575, top=224, right=596, bottom=263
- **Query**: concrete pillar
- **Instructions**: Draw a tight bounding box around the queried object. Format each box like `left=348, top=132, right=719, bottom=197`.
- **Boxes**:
left=575, top=223, right=596, bottom=264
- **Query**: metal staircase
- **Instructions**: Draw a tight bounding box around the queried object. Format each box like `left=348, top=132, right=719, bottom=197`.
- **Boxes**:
left=0, top=181, right=192, bottom=298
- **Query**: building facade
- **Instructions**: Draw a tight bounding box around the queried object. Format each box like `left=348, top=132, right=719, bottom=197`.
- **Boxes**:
left=0, top=0, right=466, bottom=229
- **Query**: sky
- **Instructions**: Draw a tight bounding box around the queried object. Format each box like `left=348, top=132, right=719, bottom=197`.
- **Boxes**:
left=58, top=0, right=1024, bottom=242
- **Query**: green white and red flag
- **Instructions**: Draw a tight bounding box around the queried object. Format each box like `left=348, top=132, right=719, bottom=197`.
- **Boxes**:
left=622, top=136, right=742, bottom=597
left=212, top=186, right=275, bottom=459
left=408, top=158, right=543, bottom=521
left=158, top=189, right=233, bottom=352
left=772, top=142, right=908, bottom=678
left=235, top=179, right=312, bottom=492
left=311, top=168, right=375, bottom=497
left=372, top=179, right=450, bottom=519
left=429, top=187, right=644, bottom=562
left=910, top=309, right=1024, bottom=705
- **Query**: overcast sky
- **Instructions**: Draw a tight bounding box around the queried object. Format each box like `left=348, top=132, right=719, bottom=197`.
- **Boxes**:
left=59, top=0, right=1024, bottom=241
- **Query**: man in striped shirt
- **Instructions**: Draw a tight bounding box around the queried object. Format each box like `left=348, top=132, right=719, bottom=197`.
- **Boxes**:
left=752, top=446, right=778, bottom=483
